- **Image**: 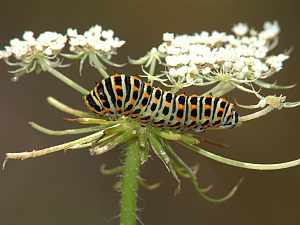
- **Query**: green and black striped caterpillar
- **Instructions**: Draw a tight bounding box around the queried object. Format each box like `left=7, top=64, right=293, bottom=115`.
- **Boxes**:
left=84, top=74, right=239, bottom=132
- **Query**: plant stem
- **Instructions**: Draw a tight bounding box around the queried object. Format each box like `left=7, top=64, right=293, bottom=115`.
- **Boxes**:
left=183, top=143, right=300, bottom=170
left=4, top=130, right=104, bottom=162
left=239, top=106, right=274, bottom=122
left=47, top=96, right=94, bottom=117
left=203, top=81, right=235, bottom=97
left=45, top=66, right=89, bottom=95
left=149, top=58, right=156, bottom=76
left=89, top=53, right=109, bottom=78
left=120, top=140, right=140, bottom=225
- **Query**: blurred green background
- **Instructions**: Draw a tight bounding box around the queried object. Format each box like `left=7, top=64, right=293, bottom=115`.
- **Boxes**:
left=1, top=0, right=300, bottom=225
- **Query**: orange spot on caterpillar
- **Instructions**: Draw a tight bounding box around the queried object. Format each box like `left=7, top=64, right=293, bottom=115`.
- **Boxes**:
left=191, top=104, right=197, bottom=110
left=204, top=105, right=211, bottom=110
left=178, top=104, right=184, bottom=110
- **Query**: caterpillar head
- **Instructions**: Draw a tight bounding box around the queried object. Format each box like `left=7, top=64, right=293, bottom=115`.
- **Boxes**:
left=83, top=92, right=105, bottom=115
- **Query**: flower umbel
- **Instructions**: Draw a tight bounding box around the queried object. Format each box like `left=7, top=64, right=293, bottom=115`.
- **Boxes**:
left=64, top=25, right=126, bottom=77
left=131, top=21, right=294, bottom=96
left=0, top=31, right=67, bottom=81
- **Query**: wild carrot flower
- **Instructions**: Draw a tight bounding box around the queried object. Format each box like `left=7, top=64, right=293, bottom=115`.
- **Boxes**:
left=1, top=21, right=300, bottom=225
left=132, top=21, right=294, bottom=96
left=0, top=31, right=67, bottom=81
left=64, top=25, right=126, bottom=77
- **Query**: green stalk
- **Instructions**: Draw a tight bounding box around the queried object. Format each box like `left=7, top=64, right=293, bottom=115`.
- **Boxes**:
left=45, top=65, right=89, bottom=95
left=89, top=53, right=109, bottom=78
left=29, top=122, right=102, bottom=136
left=47, top=96, right=94, bottom=117
left=202, top=81, right=235, bottom=97
left=149, top=58, right=156, bottom=76
left=183, top=143, right=300, bottom=170
left=120, top=140, right=140, bottom=225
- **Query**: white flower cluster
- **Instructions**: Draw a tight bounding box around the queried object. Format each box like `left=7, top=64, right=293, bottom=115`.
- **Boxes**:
left=158, top=21, right=288, bottom=85
left=0, top=31, right=67, bottom=60
left=67, top=25, right=125, bottom=57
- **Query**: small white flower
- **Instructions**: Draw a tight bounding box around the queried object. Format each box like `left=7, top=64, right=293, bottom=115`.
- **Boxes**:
left=252, top=59, right=268, bottom=75
left=188, top=64, right=199, bottom=74
left=166, top=46, right=181, bottom=55
left=23, top=31, right=36, bottom=46
left=66, top=25, right=125, bottom=57
left=232, top=23, right=249, bottom=36
left=43, top=47, right=53, bottom=56
left=0, top=50, right=12, bottom=59
left=249, top=28, right=258, bottom=36
left=233, top=59, right=245, bottom=71
left=266, top=54, right=289, bottom=71
left=89, top=25, right=102, bottom=37
left=201, top=67, right=211, bottom=75
left=163, top=32, right=174, bottom=42
left=110, top=39, right=125, bottom=48
left=177, top=55, right=190, bottom=65
left=165, top=55, right=180, bottom=66
left=67, top=28, right=78, bottom=37
left=189, top=55, right=204, bottom=64
left=188, top=44, right=210, bottom=55
left=168, top=68, right=178, bottom=77
left=259, top=21, right=280, bottom=39
left=208, top=31, right=226, bottom=45
left=254, top=47, right=268, bottom=59
left=36, top=32, right=67, bottom=53
left=177, top=66, right=189, bottom=76
left=102, top=29, right=114, bottom=39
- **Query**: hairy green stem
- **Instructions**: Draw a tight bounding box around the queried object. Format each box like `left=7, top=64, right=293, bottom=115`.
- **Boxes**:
left=120, top=140, right=140, bottom=225
left=45, top=66, right=89, bottom=95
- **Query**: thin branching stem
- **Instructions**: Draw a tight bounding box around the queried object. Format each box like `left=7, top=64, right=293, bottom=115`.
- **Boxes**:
left=164, top=142, right=240, bottom=203
left=239, top=106, right=274, bottom=122
left=47, top=96, right=94, bottom=117
left=202, top=81, right=235, bottom=97
left=3, top=130, right=104, bottom=169
left=148, top=58, right=157, bottom=85
left=45, top=65, right=89, bottom=95
left=183, top=143, right=300, bottom=170
left=89, top=53, right=109, bottom=78
left=29, top=122, right=103, bottom=136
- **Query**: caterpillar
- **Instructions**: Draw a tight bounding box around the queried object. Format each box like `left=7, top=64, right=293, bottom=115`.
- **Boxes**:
left=84, top=74, right=239, bottom=132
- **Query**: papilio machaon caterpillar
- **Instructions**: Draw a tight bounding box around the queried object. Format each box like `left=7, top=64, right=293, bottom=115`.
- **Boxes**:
left=84, top=74, right=239, bottom=132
